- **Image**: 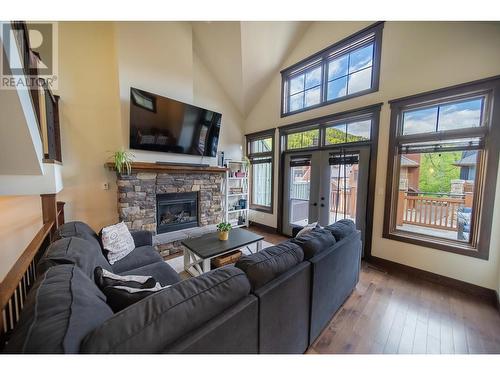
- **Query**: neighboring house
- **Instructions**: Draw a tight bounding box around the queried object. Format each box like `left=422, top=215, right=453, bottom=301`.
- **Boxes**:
left=453, top=150, right=478, bottom=181
left=399, top=154, right=420, bottom=191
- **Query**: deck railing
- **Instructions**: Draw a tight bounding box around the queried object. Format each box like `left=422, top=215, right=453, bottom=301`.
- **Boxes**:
left=397, top=192, right=472, bottom=231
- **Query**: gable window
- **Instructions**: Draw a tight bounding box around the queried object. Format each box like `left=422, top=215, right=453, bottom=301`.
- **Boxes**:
left=246, top=129, right=275, bottom=213
left=281, top=22, right=384, bottom=117
left=383, top=77, right=500, bottom=259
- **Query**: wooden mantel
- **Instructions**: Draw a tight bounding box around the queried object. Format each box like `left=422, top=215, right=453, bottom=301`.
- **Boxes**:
left=105, top=162, right=228, bottom=174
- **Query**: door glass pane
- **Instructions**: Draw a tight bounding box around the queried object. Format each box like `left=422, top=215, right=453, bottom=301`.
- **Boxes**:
left=347, top=67, right=372, bottom=94
left=329, top=161, right=358, bottom=224
left=290, top=165, right=311, bottom=226
left=396, top=150, right=478, bottom=242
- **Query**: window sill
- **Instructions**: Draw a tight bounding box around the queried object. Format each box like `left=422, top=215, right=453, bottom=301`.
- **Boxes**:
left=382, top=230, right=488, bottom=260
left=250, top=205, right=273, bottom=214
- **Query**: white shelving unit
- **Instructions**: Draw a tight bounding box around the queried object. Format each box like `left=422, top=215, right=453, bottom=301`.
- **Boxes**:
left=224, top=160, right=249, bottom=228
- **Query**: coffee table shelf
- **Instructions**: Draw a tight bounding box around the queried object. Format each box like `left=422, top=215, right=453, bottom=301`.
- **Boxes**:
left=181, top=228, right=263, bottom=276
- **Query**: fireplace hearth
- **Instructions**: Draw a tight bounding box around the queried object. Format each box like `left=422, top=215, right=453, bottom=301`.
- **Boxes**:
left=156, top=192, right=199, bottom=234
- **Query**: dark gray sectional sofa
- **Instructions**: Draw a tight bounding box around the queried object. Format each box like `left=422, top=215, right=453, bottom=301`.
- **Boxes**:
left=4, top=219, right=361, bottom=354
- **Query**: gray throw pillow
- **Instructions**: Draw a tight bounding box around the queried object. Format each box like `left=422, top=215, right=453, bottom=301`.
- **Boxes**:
left=101, top=222, right=135, bottom=264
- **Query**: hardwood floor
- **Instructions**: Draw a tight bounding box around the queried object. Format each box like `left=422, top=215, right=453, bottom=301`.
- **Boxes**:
left=234, top=225, right=500, bottom=354
left=246, top=224, right=289, bottom=244
left=309, top=261, right=500, bottom=354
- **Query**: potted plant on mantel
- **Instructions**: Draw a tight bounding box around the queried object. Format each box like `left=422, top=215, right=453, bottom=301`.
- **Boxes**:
left=217, top=222, right=232, bottom=241
left=110, top=150, right=135, bottom=175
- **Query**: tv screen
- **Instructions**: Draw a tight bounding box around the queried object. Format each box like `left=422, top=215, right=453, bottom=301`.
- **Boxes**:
left=129, top=87, right=222, bottom=157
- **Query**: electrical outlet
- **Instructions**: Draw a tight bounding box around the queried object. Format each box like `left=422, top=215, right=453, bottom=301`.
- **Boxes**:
left=103, top=182, right=110, bottom=190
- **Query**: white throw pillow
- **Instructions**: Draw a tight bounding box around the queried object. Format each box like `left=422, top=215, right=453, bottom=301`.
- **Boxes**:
left=101, top=222, right=136, bottom=265
left=295, top=222, right=322, bottom=238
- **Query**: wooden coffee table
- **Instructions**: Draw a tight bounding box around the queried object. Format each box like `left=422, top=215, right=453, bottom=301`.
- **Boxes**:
left=181, top=228, right=264, bottom=276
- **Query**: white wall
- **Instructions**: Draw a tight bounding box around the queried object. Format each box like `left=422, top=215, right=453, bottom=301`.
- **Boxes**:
left=115, top=22, right=243, bottom=165
left=245, top=21, right=500, bottom=290
left=54, top=22, right=243, bottom=232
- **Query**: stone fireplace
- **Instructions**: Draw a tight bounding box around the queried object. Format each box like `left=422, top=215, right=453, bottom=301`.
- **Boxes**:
left=114, top=166, right=225, bottom=257
left=156, top=192, right=199, bottom=234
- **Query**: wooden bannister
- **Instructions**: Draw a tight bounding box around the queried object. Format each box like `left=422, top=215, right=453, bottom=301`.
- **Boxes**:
left=0, top=222, right=54, bottom=350
left=399, top=193, right=466, bottom=231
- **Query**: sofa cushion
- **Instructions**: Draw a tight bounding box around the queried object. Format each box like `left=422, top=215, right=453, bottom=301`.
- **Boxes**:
left=56, top=221, right=102, bottom=248
left=119, top=261, right=181, bottom=286
left=235, top=241, right=304, bottom=291
left=324, top=219, right=356, bottom=241
left=291, top=228, right=336, bottom=260
left=4, top=265, right=114, bottom=354
left=80, top=266, right=251, bottom=353
left=101, top=222, right=136, bottom=265
left=111, top=245, right=164, bottom=274
left=37, top=237, right=112, bottom=277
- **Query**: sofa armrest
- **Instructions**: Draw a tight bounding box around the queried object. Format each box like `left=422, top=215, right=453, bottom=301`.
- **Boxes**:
left=130, top=230, right=153, bottom=247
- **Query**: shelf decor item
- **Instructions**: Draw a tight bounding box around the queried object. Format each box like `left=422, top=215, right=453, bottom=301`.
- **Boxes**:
left=110, top=150, right=135, bottom=175
left=217, top=222, right=232, bottom=241
left=224, top=160, right=249, bottom=228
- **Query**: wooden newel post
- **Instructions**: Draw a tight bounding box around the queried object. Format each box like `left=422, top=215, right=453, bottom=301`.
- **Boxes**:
left=464, top=193, right=473, bottom=208
left=396, top=191, right=405, bottom=226
left=41, top=193, right=58, bottom=238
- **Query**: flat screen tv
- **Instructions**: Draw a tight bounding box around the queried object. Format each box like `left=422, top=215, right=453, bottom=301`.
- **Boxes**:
left=129, top=87, right=222, bottom=157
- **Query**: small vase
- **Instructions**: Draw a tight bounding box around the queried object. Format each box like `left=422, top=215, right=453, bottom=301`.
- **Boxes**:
left=218, top=231, right=229, bottom=241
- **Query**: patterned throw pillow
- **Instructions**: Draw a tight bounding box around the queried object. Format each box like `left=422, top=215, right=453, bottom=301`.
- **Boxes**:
left=102, top=283, right=170, bottom=312
left=94, top=266, right=157, bottom=290
left=93, top=266, right=169, bottom=312
left=295, top=222, right=322, bottom=238
left=100, top=222, right=135, bottom=264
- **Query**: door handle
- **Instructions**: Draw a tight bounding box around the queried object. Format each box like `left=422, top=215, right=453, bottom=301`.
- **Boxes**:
left=320, top=197, right=325, bottom=200
left=312, top=203, right=317, bottom=207
left=321, top=203, right=325, bottom=207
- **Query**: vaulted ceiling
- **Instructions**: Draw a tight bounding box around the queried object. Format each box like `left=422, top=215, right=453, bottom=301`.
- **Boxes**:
left=192, top=21, right=311, bottom=116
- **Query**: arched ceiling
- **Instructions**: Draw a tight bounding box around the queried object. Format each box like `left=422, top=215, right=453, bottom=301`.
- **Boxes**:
left=192, top=21, right=311, bottom=116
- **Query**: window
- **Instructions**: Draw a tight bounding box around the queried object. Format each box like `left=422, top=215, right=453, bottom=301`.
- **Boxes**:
left=281, top=22, right=384, bottom=116
left=325, top=119, right=371, bottom=145
left=286, top=129, right=320, bottom=150
left=246, top=129, right=275, bottom=213
left=383, top=77, right=500, bottom=259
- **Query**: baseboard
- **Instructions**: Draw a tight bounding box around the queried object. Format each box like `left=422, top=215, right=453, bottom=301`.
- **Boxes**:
left=248, top=221, right=278, bottom=233
left=367, top=255, right=498, bottom=305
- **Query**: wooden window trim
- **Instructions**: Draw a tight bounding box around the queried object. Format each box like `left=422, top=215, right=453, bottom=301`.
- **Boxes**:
left=280, top=22, right=384, bottom=117
left=383, top=75, right=500, bottom=260
left=246, top=128, right=276, bottom=214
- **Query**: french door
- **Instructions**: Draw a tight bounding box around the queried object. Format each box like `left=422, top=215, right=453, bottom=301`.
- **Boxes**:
left=282, top=146, right=370, bottom=254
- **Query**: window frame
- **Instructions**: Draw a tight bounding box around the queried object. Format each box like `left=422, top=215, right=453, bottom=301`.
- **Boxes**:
left=280, top=22, right=384, bottom=117
left=246, top=128, right=276, bottom=214
left=383, top=76, right=500, bottom=260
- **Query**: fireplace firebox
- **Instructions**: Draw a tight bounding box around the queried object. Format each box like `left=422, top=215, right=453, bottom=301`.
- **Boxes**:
left=156, top=192, right=199, bottom=234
